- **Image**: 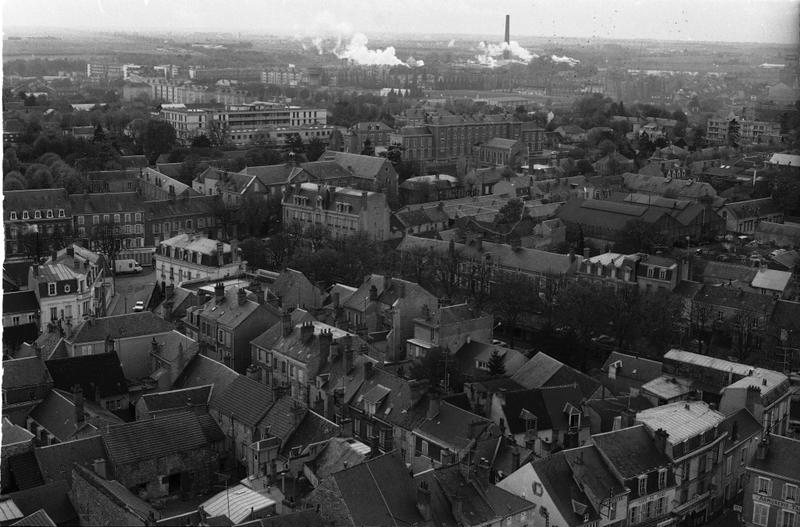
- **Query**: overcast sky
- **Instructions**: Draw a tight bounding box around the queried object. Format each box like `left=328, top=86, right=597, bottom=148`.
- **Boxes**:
left=3, top=0, right=799, bottom=44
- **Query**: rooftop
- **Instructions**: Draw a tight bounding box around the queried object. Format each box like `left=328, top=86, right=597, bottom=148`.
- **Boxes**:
left=636, top=401, right=725, bottom=445
left=160, top=233, right=231, bottom=255
left=103, top=411, right=212, bottom=465
left=70, top=311, right=175, bottom=343
left=201, top=484, right=275, bottom=524
left=211, top=375, right=274, bottom=428
left=750, top=268, right=792, bottom=292
left=2, top=357, right=52, bottom=390
left=593, top=424, right=671, bottom=479
left=749, top=434, right=800, bottom=482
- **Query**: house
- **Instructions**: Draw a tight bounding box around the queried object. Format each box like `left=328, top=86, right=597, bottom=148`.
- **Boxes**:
left=281, top=182, right=391, bottom=241
left=635, top=401, right=728, bottom=526
left=27, top=388, right=124, bottom=444
left=264, top=268, right=324, bottom=311
left=597, top=351, right=663, bottom=396
left=172, top=353, right=239, bottom=403
left=346, top=121, right=394, bottom=151
left=721, top=198, right=784, bottom=235
left=70, top=463, right=158, bottom=527
left=392, top=205, right=451, bottom=237
left=750, top=267, right=793, bottom=298
left=342, top=274, right=438, bottom=363
left=583, top=395, right=653, bottom=433
left=49, top=244, right=109, bottom=316
left=592, top=424, right=676, bottom=527
left=34, top=435, right=108, bottom=487
left=101, top=411, right=222, bottom=500
left=1, top=419, right=36, bottom=494
left=3, top=189, right=72, bottom=257
left=578, top=252, right=685, bottom=293
left=407, top=303, right=494, bottom=362
left=155, top=234, right=243, bottom=286
left=452, top=340, right=528, bottom=381
left=304, top=451, right=432, bottom=527
left=276, top=410, right=340, bottom=481
left=143, top=195, right=219, bottom=249
left=477, top=138, right=526, bottom=168
left=496, top=445, right=629, bottom=527
left=462, top=377, right=526, bottom=418
left=717, top=408, right=762, bottom=507
left=399, top=174, right=464, bottom=205
left=741, top=434, right=800, bottom=527
left=412, top=397, right=493, bottom=468
left=592, top=152, right=635, bottom=176
left=2, top=291, right=39, bottom=355
left=303, top=437, right=372, bottom=488
left=2, top=357, right=53, bottom=426
left=622, top=173, right=718, bottom=202
left=28, top=260, right=98, bottom=335
left=69, top=192, right=147, bottom=253
left=555, top=125, right=587, bottom=144
left=45, top=352, right=129, bottom=414
left=511, top=352, right=602, bottom=400
left=183, top=283, right=280, bottom=373
left=490, top=385, right=590, bottom=457
left=765, top=300, right=800, bottom=373
left=314, top=150, right=399, bottom=203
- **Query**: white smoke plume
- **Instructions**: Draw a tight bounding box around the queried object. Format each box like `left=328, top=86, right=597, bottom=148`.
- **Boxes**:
left=475, top=40, right=538, bottom=67
left=336, top=33, right=404, bottom=66
left=406, top=56, right=425, bottom=67
left=551, top=55, right=580, bottom=66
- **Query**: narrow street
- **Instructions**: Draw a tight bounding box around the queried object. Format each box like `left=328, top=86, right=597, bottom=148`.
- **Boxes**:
left=105, top=267, right=159, bottom=316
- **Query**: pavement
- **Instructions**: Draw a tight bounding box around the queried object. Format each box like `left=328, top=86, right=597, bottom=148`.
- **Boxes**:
left=105, top=267, right=159, bottom=316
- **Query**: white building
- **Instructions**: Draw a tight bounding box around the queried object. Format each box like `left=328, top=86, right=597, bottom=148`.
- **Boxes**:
left=28, top=260, right=98, bottom=335
left=154, top=234, right=242, bottom=286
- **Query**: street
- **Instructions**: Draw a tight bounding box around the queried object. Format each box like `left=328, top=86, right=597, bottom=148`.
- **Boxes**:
left=105, top=267, right=159, bottom=316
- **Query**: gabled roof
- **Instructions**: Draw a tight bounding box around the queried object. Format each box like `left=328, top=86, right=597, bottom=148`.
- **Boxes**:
left=279, top=411, right=340, bottom=459
left=332, top=451, right=425, bottom=526
left=11, top=509, right=56, bottom=527
left=67, top=191, right=144, bottom=214
left=34, top=436, right=107, bottom=484
left=260, top=396, right=306, bottom=446
left=694, top=284, right=775, bottom=314
left=2, top=419, right=34, bottom=447
left=414, top=401, right=491, bottom=452
left=2, top=357, right=52, bottom=390
left=70, top=312, right=174, bottom=344
left=139, top=385, right=212, bottom=414
left=511, top=352, right=600, bottom=399
left=45, top=352, right=128, bottom=399
left=750, top=435, right=800, bottom=482
left=318, top=151, right=393, bottom=180
left=563, top=445, right=626, bottom=507
left=29, top=389, right=123, bottom=442
left=592, top=424, right=670, bottom=479
left=601, top=352, right=663, bottom=384
left=1, top=481, right=77, bottom=525
left=724, top=197, right=782, bottom=219
left=173, top=354, right=240, bottom=404
left=210, top=375, right=274, bottom=428
left=103, top=411, right=212, bottom=465
left=719, top=408, right=761, bottom=452
left=72, top=463, right=157, bottom=521
left=191, top=286, right=279, bottom=329
left=240, top=163, right=303, bottom=186
left=529, top=451, right=600, bottom=526
left=500, top=385, right=585, bottom=434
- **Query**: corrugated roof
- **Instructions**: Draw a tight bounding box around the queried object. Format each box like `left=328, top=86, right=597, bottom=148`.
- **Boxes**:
left=201, top=484, right=275, bottom=524
left=636, top=401, right=725, bottom=445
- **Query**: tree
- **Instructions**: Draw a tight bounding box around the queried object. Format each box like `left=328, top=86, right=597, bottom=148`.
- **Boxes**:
left=4, top=171, right=26, bottom=190
left=191, top=134, right=212, bottom=148
left=306, top=137, right=326, bottom=162
left=488, top=272, right=539, bottom=348
left=24, top=164, right=54, bottom=189
left=93, top=124, right=106, bottom=143
left=727, top=119, right=741, bottom=148
left=361, top=138, right=375, bottom=156
left=285, top=134, right=305, bottom=155
left=487, top=349, right=506, bottom=376
left=494, top=198, right=524, bottom=228
left=141, top=120, right=177, bottom=164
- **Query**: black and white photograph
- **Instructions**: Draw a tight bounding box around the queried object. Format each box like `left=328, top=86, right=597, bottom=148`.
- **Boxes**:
left=1, top=0, right=800, bottom=525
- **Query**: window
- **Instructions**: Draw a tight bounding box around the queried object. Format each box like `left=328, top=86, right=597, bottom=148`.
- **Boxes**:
left=785, top=484, right=798, bottom=502
left=50, top=307, right=57, bottom=321
left=63, top=284, right=70, bottom=293
left=741, top=445, right=748, bottom=464
left=658, top=469, right=667, bottom=489
left=48, top=283, right=56, bottom=296
left=124, top=213, right=131, bottom=223
left=781, top=510, right=796, bottom=527
left=655, top=496, right=665, bottom=516
left=58, top=209, right=65, bottom=218
left=103, top=214, right=110, bottom=223
left=758, top=477, right=772, bottom=495
left=638, top=476, right=647, bottom=496
left=93, top=215, right=99, bottom=225
left=114, top=214, right=120, bottom=223
left=135, top=212, right=142, bottom=222
left=46, top=209, right=53, bottom=218
left=22, top=211, right=29, bottom=220
left=10, top=211, right=17, bottom=220
left=34, top=210, right=41, bottom=219
left=629, top=505, right=639, bottom=525
left=77, top=215, right=85, bottom=225
left=12, top=316, right=20, bottom=325
left=752, top=502, right=769, bottom=526
left=421, top=440, right=429, bottom=457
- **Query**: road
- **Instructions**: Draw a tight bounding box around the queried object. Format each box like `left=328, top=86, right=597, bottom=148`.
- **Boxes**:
left=105, top=267, right=159, bottom=316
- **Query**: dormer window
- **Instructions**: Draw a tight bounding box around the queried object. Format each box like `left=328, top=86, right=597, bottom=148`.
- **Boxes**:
left=22, top=211, right=29, bottom=220
left=46, top=210, right=53, bottom=219
left=48, top=283, right=56, bottom=296
left=34, top=210, right=41, bottom=219
left=658, top=468, right=667, bottom=489
left=9, top=211, right=17, bottom=220
left=638, top=475, right=647, bottom=496
left=58, top=209, right=65, bottom=218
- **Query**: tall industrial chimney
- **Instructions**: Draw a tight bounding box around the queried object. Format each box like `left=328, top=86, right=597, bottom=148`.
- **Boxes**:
left=503, top=15, right=511, bottom=60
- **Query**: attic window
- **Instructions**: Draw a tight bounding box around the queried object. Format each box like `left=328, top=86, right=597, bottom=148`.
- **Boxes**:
left=34, top=210, right=41, bottom=219
left=638, top=475, right=647, bottom=495
left=22, top=211, right=29, bottom=220
left=9, top=211, right=17, bottom=220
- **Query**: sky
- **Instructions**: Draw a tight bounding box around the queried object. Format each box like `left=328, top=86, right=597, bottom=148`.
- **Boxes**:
left=3, top=0, right=800, bottom=44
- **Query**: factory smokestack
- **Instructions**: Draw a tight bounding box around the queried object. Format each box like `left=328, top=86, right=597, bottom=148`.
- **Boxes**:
left=503, top=15, right=510, bottom=60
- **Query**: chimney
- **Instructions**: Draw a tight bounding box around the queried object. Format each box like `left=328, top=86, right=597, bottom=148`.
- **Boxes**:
left=583, top=247, right=590, bottom=259
left=476, top=457, right=491, bottom=486
left=361, top=191, right=369, bottom=210
left=246, top=363, right=261, bottom=382
left=745, top=385, right=762, bottom=415
left=92, top=458, right=107, bottom=479
left=214, top=282, right=225, bottom=303
left=237, top=287, right=247, bottom=306
left=731, top=420, right=739, bottom=442
left=383, top=274, right=391, bottom=292
left=301, top=321, right=315, bottom=342
left=343, top=344, right=354, bottom=373
left=427, top=391, right=441, bottom=419
left=66, top=246, right=74, bottom=257
left=416, top=481, right=432, bottom=521
left=319, top=329, right=332, bottom=361
left=612, top=415, right=623, bottom=431
left=756, top=435, right=770, bottom=460
left=282, top=309, right=293, bottom=337
left=73, top=384, right=85, bottom=425
left=369, top=284, right=378, bottom=301
left=165, top=283, right=175, bottom=299
left=504, top=14, right=510, bottom=44
left=363, top=361, right=374, bottom=379
left=216, top=240, right=224, bottom=267
left=51, top=249, right=58, bottom=262
left=511, top=446, right=521, bottom=471
left=74, top=257, right=81, bottom=271
left=654, top=428, right=669, bottom=455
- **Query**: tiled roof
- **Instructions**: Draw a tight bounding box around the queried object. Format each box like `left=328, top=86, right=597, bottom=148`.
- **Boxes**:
left=2, top=419, right=34, bottom=447
left=193, top=286, right=279, bottom=329
left=140, top=385, right=212, bottom=414
left=70, top=312, right=174, bottom=343
left=636, top=401, right=725, bottom=445
left=197, top=414, right=226, bottom=443
left=143, top=195, right=216, bottom=220
left=68, top=191, right=144, bottom=214
left=333, top=451, right=424, bottom=526
left=318, top=151, right=393, bottom=179
left=261, top=396, right=306, bottom=445
left=173, top=354, right=239, bottom=404
left=530, top=452, right=600, bottom=526
left=6, top=452, right=44, bottom=490
left=210, top=375, right=274, bottom=428
left=749, top=434, right=800, bottom=482
left=72, top=463, right=157, bottom=521
left=512, top=352, right=600, bottom=399
left=34, top=435, right=107, bottom=484
left=103, top=412, right=211, bottom=465
left=694, top=284, right=775, bottom=315
left=592, top=424, right=670, bottom=478
left=45, top=352, right=128, bottom=399
left=719, top=409, right=761, bottom=451
left=1, top=481, right=77, bottom=525
left=2, top=357, right=52, bottom=390
left=2, top=291, right=39, bottom=314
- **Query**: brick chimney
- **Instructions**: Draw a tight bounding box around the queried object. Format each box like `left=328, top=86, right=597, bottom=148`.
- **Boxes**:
left=416, top=481, right=432, bottom=521
left=237, top=287, right=247, bottom=306
left=369, top=284, right=378, bottom=301
left=343, top=344, right=354, bottom=373
left=363, top=361, right=374, bottom=379
left=318, top=329, right=332, bottom=361
left=214, top=282, right=225, bottom=303
left=281, top=309, right=293, bottom=337
left=216, top=240, right=224, bottom=267
left=654, top=428, right=669, bottom=455
left=475, top=457, right=491, bottom=486
left=300, top=321, right=314, bottom=342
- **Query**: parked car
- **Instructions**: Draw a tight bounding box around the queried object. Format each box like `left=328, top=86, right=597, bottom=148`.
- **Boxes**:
left=133, top=301, right=145, bottom=312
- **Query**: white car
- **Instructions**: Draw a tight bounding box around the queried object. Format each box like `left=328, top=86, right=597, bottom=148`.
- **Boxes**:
left=133, top=301, right=145, bottom=312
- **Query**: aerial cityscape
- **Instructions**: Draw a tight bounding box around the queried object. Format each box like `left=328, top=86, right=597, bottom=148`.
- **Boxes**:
left=2, top=1, right=800, bottom=526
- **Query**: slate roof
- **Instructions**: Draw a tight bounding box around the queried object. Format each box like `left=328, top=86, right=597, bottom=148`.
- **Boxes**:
left=500, top=385, right=585, bottom=434
left=30, top=389, right=124, bottom=442
left=279, top=411, right=340, bottom=459
left=34, top=435, right=107, bottom=484
left=719, top=408, right=762, bottom=452
left=45, top=352, right=128, bottom=399
left=0, top=481, right=77, bottom=526
left=318, top=151, right=392, bottom=180
left=724, top=197, right=782, bottom=219
left=750, top=434, right=800, bottom=483
left=584, top=396, right=653, bottom=432
left=2, top=291, right=39, bottom=314
left=173, top=354, right=239, bottom=404
left=143, top=195, right=216, bottom=220
left=530, top=452, right=601, bottom=526
left=601, top=352, right=663, bottom=386
left=454, top=340, right=528, bottom=377
left=210, top=375, right=274, bottom=428
left=139, top=385, right=212, bottom=414
left=191, top=286, right=279, bottom=329
left=2, top=357, right=53, bottom=390
left=563, top=445, right=626, bottom=508
left=72, top=463, right=157, bottom=521
left=260, top=396, right=306, bottom=446
left=240, top=163, right=302, bottom=186
left=70, top=312, right=174, bottom=343
left=694, top=284, right=775, bottom=315
left=511, top=352, right=600, bottom=399
left=346, top=365, right=427, bottom=430
left=103, top=411, right=211, bottom=465
left=3, top=189, right=70, bottom=219
left=67, top=191, right=144, bottom=214
left=414, top=401, right=491, bottom=452
left=592, top=424, right=671, bottom=479
left=332, top=451, right=424, bottom=526
left=701, top=261, right=757, bottom=285
left=2, top=419, right=34, bottom=447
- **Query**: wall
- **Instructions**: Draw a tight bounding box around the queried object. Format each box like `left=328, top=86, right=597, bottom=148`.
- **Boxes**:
left=71, top=467, right=150, bottom=527
left=496, top=463, right=570, bottom=527
left=304, top=476, right=353, bottom=527
left=112, top=448, right=216, bottom=500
